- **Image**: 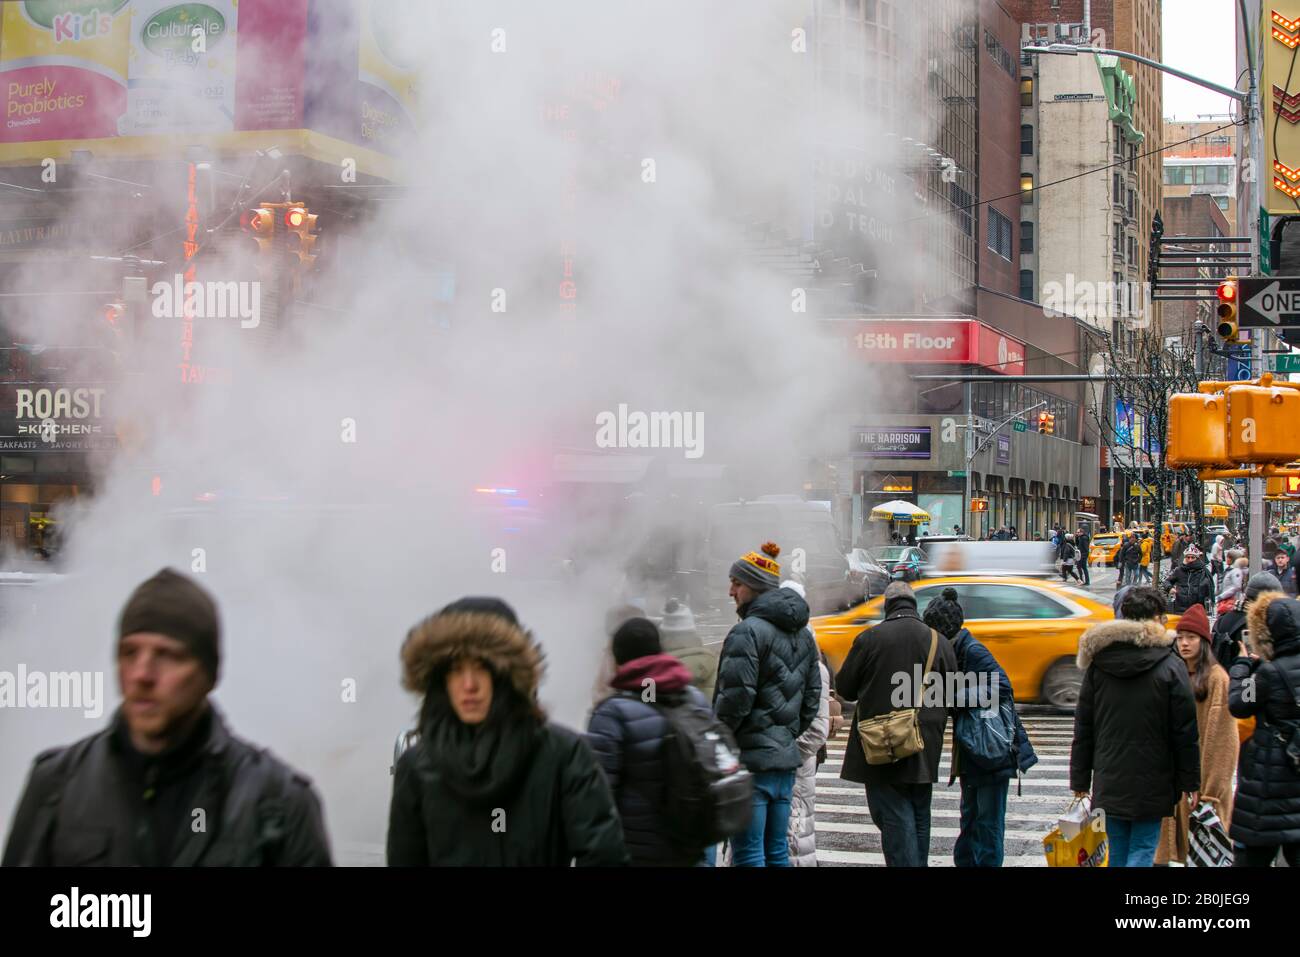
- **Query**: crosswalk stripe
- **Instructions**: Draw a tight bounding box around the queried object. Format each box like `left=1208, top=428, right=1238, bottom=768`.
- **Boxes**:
left=822, top=748, right=1070, bottom=762
left=815, top=772, right=1071, bottom=786
left=815, top=785, right=1071, bottom=804
left=815, top=848, right=1046, bottom=867
left=814, top=803, right=1060, bottom=824
left=814, top=820, right=1047, bottom=840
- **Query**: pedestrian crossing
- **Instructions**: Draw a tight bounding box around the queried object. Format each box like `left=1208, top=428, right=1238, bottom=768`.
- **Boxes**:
left=813, top=709, right=1077, bottom=867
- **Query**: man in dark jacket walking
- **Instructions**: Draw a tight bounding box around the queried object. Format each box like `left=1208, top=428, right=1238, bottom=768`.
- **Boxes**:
left=2, top=568, right=332, bottom=867
left=836, top=581, right=959, bottom=866
left=1272, top=551, right=1299, bottom=598
left=1070, top=586, right=1200, bottom=867
left=713, top=542, right=820, bottom=867
left=1118, top=533, right=1142, bottom=587
left=387, top=597, right=628, bottom=866
left=586, top=617, right=713, bottom=866
left=923, top=589, right=1037, bottom=867
left=1076, top=526, right=1092, bottom=585
left=1228, top=592, right=1300, bottom=866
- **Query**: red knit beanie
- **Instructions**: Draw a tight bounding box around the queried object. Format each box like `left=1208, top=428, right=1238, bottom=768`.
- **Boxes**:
left=1175, top=602, right=1211, bottom=642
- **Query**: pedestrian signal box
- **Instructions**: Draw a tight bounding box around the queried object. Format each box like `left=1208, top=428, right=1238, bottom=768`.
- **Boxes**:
left=1225, top=384, right=1300, bottom=463
left=970, top=498, right=989, bottom=512
left=1167, top=393, right=1230, bottom=468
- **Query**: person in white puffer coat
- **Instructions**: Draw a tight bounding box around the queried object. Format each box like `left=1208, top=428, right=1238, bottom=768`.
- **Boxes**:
left=782, top=579, right=831, bottom=867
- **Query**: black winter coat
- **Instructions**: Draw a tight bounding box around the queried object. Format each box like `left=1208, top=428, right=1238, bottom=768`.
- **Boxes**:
left=1212, top=606, right=1247, bottom=673
left=836, top=593, right=958, bottom=786
left=1228, top=593, right=1300, bottom=846
left=1166, top=559, right=1214, bottom=613
left=1070, top=618, right=1200, bottom=820
left=713, top=587, right=821, bottom=772
left=586, top=655, right=710, bottom=866
left=1, top=706, right=331, bottom=866
left=388, top=722, right=628, bottom=866
left=948, top=629, right=1037, bottom=787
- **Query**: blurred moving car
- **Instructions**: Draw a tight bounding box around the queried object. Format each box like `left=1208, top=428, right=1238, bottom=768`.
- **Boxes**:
left=846, top=548, right=891, bottom=598
left=811, top=576, right=1184, bottom=710
left=869, top=545, right=926, bottom=582
left=921, top=540, right=1055, bottom=578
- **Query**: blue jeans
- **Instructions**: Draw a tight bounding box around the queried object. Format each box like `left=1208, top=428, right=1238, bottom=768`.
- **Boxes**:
left=865, top=782, right=933, bottom=867
left=731, top=769, right=795, bottom=867
left=1107, top=816, right=1161, bottom=867
left=954, top=779, right=1009, bottom=867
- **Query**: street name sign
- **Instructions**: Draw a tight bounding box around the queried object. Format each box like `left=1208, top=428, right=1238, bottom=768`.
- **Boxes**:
left=1241, top=277, right=1300, bottom=327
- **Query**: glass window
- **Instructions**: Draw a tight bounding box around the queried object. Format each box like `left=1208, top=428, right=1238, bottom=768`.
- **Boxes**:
left=1020, top=77, right=1033, bottom=107
left=1020, top=124, right=1033, bottom=156
left=966, top=584, right=1071, bottom=620
left=1020, top=173, right=1033, bottom=202
left=1021, top=221, right=1033, bottom=253
left=1019, top=269, right=1035, bottom=301
left=1215, top=196, right=1229, bottom=211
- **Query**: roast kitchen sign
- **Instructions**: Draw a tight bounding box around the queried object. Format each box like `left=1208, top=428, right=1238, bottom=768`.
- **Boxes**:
left=13, top=387, right=107, bottom=439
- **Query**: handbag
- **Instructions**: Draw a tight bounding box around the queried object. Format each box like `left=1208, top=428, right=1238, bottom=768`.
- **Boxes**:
left=856, top=630, right=938, bottom=766
left=1043, top=797, right=1108, bottom=867
left=1187, top=801, right=1233, bottom=867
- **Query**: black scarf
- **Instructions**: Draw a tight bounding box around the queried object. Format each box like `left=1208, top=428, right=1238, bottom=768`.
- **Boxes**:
left=421, top=684, right=540, bottom=806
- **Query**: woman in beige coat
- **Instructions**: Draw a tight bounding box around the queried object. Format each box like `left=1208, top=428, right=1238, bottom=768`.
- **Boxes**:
left=1156, top=602, right=1238, bottom=864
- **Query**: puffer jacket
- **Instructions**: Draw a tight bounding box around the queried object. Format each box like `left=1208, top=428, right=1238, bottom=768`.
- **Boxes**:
left=836, top=591, right=958, bottom=786
left=1069, top=618, right=1200, bottom=820
left=788, top=658, right=831, bottom=867
left=586, top=654, right=711, bottom=866
left=2, top=705, right=331, bottom=867
left=1228, top=592, right=1300, bottom=846
left=1166, top=558, right=1214, bottom=613
left=948, top=629, right=1037, bottom=787
left=713, top=587, right=821, bottom=772
left=660, top=630, right=719, bottom=702
left=387, top=610, right=627, bottom=866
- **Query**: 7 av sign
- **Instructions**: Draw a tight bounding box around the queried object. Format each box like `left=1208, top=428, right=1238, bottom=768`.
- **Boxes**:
left=1241, top=277, right=1300, bottom=327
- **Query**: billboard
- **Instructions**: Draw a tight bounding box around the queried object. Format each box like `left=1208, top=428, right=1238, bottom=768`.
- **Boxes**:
left=2, top=0, right=414, bottom=156
left=1263, top=1, right=1300, bottom=214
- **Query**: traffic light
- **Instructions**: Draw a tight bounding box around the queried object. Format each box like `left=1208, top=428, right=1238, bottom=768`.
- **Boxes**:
left=1225, top=383, right=1300, bottom=462
left=1216, top=277, right=1239, bottom=342
left=1168, top=392, right=1231, bottom=468
left=103, top=301, right=124, bottom=332
left=970, top=498, right=988, bottom=512
left=281, top=204, right=318, bottom=268
left=240, top=206, right=276, bottom=254
left=1037, top=412, right=1055, bottom=434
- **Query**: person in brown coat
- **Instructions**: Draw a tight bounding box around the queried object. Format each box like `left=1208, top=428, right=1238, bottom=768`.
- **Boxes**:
left=1155, top=602, right=1238, bottom=865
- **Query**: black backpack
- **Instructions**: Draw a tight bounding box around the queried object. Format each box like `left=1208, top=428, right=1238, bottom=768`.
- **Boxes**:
left=651, top=695, right=754, bottom=849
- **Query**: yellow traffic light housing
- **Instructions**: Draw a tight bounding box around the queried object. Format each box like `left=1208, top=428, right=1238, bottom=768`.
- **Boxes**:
left=1168, top=392, right=1231, bottom=468
left=1216, top=278, right=1239, bottom=342
left=1044, top=413, right=1055, bottom=435
left=1037, top=412, right=1050, bottom=433
left=1225, top=383, right=1300, bottom=463
left=282, top=205, right=318, bottom=268
left=240, top=206, right=276, bottom=254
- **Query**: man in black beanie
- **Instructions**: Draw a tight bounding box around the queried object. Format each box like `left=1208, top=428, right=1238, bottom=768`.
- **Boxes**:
left=3, top=568, right=332, bottom=867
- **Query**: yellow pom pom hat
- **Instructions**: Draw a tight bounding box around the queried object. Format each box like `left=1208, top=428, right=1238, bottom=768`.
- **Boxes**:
left=730, top=541, right=782, bottom=592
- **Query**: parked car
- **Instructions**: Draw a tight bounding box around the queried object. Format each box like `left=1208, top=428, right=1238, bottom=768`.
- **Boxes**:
left=812, top=576, right=1185, bottom=710
left=846, top=547, right=891, bottom=598
left=868, top=545, right=926, bottom=582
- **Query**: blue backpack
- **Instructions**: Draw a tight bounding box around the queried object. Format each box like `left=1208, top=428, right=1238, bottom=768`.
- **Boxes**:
left=952, top=639, right=1018, bottom=772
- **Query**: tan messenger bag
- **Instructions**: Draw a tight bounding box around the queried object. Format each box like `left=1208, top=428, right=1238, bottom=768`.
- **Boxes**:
left=856, top=629, right=939, bottom=766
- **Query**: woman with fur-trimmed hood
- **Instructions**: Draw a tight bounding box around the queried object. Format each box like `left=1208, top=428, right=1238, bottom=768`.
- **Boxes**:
left=387, top=597, right=628, bottom=866
left=1069, top=586, right=1201, bottom=867
left=1228, top=591, right=1300, bottom=866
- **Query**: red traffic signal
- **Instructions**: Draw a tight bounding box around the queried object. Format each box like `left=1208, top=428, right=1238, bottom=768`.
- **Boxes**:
left=1216, top=277, right=1239, bottom=341
left=1216, top=279, right=1237, bottom=301
left=284, top=207, right=307, bottom=229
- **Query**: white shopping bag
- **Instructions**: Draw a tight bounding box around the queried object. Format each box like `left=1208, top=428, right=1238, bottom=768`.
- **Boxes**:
left=1058, top=796, right=1105, bottom=840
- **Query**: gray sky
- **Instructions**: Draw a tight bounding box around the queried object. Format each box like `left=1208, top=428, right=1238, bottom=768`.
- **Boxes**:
left=1162, top=0, right=1240, bottom=121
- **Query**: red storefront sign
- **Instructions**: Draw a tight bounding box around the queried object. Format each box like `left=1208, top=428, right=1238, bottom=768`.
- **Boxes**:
left=842, top=318, right=1026, bottom=375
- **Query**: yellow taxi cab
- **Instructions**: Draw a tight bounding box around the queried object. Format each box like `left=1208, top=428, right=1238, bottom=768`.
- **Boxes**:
left=1088, top=532, right=1121, bottom=566
left=812, top=576, right=1182, bottom=710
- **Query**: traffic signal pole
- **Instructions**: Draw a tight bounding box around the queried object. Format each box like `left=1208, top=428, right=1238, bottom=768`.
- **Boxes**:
left=1243, top=3, right=1264, bottom=573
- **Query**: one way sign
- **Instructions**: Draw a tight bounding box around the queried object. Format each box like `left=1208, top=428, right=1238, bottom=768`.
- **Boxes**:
left=1240, top=277, right=1300, bottom=327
